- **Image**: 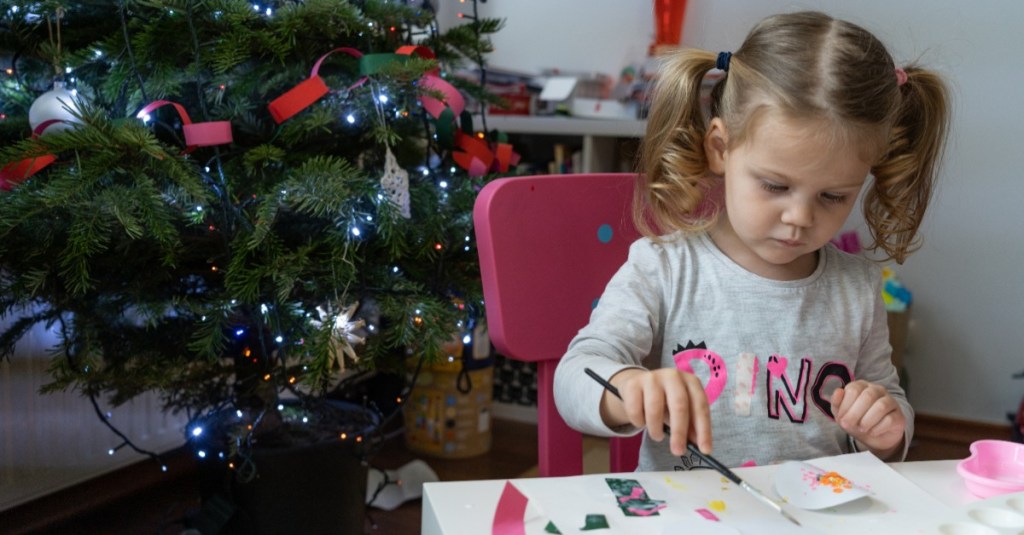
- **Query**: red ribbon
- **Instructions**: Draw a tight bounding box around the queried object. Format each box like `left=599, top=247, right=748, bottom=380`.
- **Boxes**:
left=268, top=47, right=367, bottom=124
left=137, top=100, right=233, bottom=152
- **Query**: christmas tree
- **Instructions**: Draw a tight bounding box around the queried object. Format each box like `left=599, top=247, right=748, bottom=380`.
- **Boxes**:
left=0, top=0, right=509, bottom=464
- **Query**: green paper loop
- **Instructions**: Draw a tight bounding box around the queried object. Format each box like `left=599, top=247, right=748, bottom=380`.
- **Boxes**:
left=359, top=53, right=405, bottom=76
left=434, top=107, right=456, bottom=149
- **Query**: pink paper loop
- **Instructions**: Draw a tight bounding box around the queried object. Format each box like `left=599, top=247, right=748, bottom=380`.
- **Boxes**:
left=138, top=100, right=233, bottom=151
left=418, top=74, right=464, bottom=119
left=492, top=481, right=527, bottom=535
left=311, top=47, right=368, bottom=90
left=183, top=121, right=233, bottom=147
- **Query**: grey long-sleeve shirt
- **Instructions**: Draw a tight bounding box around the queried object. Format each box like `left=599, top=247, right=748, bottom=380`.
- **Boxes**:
left=553, top=232, right=912, bottom=472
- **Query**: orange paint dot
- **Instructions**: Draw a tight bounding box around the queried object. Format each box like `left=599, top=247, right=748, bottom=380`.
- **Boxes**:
left=818, top=471, right=853, bottom=493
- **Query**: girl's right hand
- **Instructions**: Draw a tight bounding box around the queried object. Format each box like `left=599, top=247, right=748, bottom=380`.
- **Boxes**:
left=605, top=368, right=713, bottom=457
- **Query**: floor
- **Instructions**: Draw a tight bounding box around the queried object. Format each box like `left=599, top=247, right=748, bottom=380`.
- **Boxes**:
left=0, top=417, right=983, bottom=534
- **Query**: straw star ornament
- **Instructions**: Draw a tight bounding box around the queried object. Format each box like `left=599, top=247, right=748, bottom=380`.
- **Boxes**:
left=311, top=302, right=366, bottom=371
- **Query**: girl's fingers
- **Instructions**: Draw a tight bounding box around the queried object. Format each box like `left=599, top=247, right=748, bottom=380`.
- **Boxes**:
left=684, top=374, right=713, bottom=454
left=665, top=376, right=691, bottom=456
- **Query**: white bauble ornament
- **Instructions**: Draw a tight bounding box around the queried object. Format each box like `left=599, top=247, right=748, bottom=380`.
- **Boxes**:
left=29, top=81, right=83, bottom=135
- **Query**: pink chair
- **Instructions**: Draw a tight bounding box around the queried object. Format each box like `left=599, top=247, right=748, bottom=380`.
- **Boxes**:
left=474, top=173, right=644, bottom=477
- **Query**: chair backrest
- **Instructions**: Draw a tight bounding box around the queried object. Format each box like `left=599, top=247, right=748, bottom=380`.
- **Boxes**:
left=474, top=173, right=643, bottom=477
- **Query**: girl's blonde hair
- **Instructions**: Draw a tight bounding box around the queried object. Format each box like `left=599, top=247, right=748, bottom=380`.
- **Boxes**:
left=635, top=11, right=949, bottom=263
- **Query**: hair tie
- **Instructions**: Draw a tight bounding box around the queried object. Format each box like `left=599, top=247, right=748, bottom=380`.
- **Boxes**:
left=895, top=67, right=908, bottom=87
left=716, top=51, right=732, bottom=72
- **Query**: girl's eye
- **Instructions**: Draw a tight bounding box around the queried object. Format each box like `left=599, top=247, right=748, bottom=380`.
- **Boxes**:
left=820, top=193, right=848, bottom=205
left=760, top=182, right=787, bottom=193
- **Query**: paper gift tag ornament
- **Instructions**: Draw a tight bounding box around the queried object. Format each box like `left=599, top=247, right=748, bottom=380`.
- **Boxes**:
left=29, top=81, right=84, bottom=135
left=773, top=460, right=871, bottom=510
left=380, top=146, right=411, bottom=218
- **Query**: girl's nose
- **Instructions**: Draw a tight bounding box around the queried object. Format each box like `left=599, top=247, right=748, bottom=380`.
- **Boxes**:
left=781, top=201, right=814, bottom=228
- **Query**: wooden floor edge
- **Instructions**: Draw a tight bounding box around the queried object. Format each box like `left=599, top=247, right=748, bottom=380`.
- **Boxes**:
left=914, top=412, right=1013, bottom=445
left=0, top=446, right=196, bottom=534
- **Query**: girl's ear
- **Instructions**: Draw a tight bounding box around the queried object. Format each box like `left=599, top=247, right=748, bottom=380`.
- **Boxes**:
left=704, top=118, right=729, bottom=175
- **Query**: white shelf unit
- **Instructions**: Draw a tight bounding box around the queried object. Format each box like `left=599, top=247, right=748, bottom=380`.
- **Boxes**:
left=483, top=116, right=647, bottom=173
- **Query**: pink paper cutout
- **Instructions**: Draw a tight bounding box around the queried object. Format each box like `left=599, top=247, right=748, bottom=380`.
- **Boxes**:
left=626, top=503, right=667, bottom=516
left=618, top=486, right=645, bottom=503
left=492, top=481, right=528, bottom=535
left=695, top=508, right=720, bottom=521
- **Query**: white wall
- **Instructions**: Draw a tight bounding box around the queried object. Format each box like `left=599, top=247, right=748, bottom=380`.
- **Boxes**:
left=446, top=0, right=1024, bottom=425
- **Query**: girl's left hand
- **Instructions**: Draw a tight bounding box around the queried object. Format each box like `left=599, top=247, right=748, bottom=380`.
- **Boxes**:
left=830, top=380, right=906, bottom=458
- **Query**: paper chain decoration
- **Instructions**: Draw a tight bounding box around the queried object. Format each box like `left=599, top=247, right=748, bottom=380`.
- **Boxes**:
left=269, top=44, right=518, bottom=177
left=2, top=45, right=516, bottom=191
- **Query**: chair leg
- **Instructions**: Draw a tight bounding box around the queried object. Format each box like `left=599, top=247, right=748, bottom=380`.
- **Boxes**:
left=609, top=434, right=642, bottom=473
left=536, top=360, right=582, bottom=476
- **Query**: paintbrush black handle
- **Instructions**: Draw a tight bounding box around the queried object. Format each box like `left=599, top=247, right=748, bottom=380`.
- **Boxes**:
left=585, top=367, right=742, bottom=484
left=686, top=443, right=741, bottom=484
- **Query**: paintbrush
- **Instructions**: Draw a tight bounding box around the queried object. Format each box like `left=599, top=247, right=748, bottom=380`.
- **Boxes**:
left=584, top=367, right=801, bottom=526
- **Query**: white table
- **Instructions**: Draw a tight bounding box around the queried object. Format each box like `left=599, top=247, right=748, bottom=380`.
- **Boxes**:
left=422, top=458, right=980, bottom=535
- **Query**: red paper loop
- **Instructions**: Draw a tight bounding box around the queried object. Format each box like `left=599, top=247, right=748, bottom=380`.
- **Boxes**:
left=139, top=100, right=233, bottom=150
left=418, top=74, right=465, bottom=119
left=0, top=119, right=69, bottom=189
left=395, top=45, right=440, bottom=75
left=1, top=154, right=57, bottom=190
left=268, top=76, right=330, bottom=124
left=453, top=132, right=494, bottom=177
left=493, top=143, right=514, bottom=173
left=269, top=48, right=367, bottom=124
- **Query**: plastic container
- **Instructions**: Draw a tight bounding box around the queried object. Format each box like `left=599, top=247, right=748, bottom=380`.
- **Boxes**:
left=957, top=440, right=1024, bottom=498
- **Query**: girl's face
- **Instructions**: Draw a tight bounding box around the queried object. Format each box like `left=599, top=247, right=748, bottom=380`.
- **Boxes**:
left=704, top=114, right=871, bottom=280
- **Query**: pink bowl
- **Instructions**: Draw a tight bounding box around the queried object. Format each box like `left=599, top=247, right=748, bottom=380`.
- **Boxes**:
left=956, top=439, right=1024, bottom=498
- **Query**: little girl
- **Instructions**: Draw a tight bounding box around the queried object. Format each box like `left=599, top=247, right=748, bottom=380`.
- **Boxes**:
left=553, top=11, right=949, bottom=471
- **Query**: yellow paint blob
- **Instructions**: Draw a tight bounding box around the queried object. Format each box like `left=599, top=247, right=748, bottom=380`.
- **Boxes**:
left=663, top=476, right=686, bottom=490
left=708, top=500, right=726, bottom=512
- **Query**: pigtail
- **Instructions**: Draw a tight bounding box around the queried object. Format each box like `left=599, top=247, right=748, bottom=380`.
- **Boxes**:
left=865, top=66, right=950, bottom=263
left=634, top=49, right=720, bottom=238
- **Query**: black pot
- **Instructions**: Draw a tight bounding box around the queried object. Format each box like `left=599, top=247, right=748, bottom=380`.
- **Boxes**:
left=189, top=400, right=378, bottom=535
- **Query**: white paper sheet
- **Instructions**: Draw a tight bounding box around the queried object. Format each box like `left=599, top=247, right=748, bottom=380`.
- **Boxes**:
left=508, top=452, right=946, bottom=534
